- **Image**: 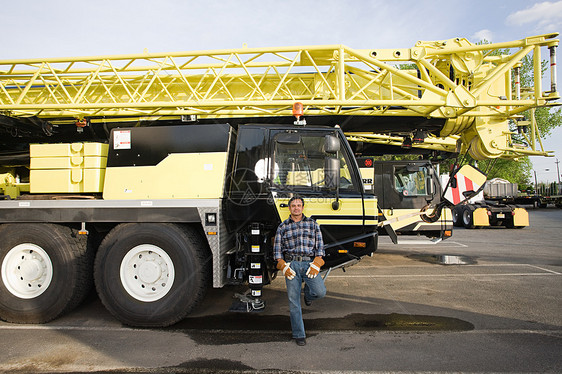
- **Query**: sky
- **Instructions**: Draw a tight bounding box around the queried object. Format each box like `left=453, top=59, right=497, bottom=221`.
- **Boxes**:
left=1, top=0, right=561, bottom=182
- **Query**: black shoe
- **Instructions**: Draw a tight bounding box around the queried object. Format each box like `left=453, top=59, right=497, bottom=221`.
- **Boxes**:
left=304, top=297, right=312, bottom=306
left=295, top=338, right=306, bottom=346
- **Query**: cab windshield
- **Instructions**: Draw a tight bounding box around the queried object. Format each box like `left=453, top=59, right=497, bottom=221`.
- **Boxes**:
left=271, top=133, right=355, bottom=191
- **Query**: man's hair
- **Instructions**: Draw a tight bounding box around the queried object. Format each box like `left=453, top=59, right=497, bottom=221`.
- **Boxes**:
left=288, top=196, right=304, bottom=206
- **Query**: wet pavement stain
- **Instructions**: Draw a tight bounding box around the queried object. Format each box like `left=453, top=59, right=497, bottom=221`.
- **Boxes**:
left=305, top=313, right=474, bottom=332
left=169, top=358, right=254, bottom=372
left=408, top=254, right=477, bottom=265
left=168, top=313, right=474, bottom=345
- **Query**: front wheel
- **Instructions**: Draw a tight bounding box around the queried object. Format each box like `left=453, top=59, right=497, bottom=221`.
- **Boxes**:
left=94, top=223, right=211, bottom=327
left=0, top=223, right=92, bottom=323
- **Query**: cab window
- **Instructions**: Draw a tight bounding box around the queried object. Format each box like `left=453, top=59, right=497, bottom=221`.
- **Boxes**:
left=394, top=165, right=429, bottom=196
left=272, top=133, right=357, bottom=192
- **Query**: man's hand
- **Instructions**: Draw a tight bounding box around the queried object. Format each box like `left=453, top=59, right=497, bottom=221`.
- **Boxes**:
left=306, top=256, right=325, bottom=278
left=277, top=259, right=296, bottom=280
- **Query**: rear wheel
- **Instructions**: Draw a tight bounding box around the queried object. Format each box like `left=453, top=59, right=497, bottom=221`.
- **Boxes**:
left=0, top=223, right=92, bottom=323
left=462, top=206, right=475, bottom=229
left=452, top=206, right=463, bottom=227
left=94, top=223, right=210, bottom=327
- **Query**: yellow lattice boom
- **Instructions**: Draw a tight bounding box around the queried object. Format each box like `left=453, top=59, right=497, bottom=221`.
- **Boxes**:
left=0, top=33, right=559, bottom=159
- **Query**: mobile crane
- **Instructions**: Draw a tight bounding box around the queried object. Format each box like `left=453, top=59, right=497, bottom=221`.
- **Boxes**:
left=0, top=34, right=558, bottom=327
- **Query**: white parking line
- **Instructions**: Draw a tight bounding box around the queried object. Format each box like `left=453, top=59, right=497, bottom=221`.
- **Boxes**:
left=398, top=240, right=467, bottom=247
left=326, top=264, right=561, bottom=278
left=327, top=273, right=559, bottom=278
left=1, top=324, right=559, bottom=338
left=527, top=264, right=562, bottom=275
left=0, top=324, right=143, bottom=332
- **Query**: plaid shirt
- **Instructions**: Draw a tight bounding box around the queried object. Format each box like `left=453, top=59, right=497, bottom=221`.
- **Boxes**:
left=273, top=214, right=325, bottom=260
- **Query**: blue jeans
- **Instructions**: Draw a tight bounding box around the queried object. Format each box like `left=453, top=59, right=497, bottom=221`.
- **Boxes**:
left=285, top=261, right=327, bottom=339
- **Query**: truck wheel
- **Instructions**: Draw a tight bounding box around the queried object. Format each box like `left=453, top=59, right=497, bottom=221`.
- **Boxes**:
left=94, top=223, right=210, bottom=327
left=452, top=207, right=463, bottom=227
left=0, top=223, right=92, bottom=323
left=462, top=206, right=475, bottom=229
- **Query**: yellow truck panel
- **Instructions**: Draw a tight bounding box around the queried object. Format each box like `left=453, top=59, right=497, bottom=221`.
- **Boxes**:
left=102, top=152, right=228, bottom=200
left=29, top=143, right=108, bottom=193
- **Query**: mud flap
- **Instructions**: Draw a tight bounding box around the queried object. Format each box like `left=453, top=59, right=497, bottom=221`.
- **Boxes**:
left=513, top=208, right=529, bottom=227
left=473, top=208, right=490, bottom=227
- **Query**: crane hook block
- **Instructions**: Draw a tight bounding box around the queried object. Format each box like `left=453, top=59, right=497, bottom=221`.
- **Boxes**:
left=420, top=203, right=445, bottom=223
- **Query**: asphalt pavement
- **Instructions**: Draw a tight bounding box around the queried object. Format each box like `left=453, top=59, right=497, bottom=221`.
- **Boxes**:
left=0, top=207, right=561, bottom=373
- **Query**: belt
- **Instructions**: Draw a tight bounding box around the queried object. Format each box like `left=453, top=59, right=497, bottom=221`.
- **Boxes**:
left=284, top=254, right=312, bottom=262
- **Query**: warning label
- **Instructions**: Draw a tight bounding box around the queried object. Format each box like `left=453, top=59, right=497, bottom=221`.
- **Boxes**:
left=114, top=130, right=131, bottom=150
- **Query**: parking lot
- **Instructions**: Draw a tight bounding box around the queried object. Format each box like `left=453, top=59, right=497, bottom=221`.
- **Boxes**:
left=0, top=207, right=561, bottom=373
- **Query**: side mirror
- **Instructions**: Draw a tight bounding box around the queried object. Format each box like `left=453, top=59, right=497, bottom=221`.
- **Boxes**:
left=325, top=157, right=340, bottom=189
left=324, top=135, right=340, bottom=154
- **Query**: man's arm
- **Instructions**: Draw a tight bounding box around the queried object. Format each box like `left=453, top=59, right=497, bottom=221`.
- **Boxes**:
left=273, top=224, right=295, bottom=280
left=305, top=221, right=325, bottom=278
left=314, top=222, right=325, bottom=257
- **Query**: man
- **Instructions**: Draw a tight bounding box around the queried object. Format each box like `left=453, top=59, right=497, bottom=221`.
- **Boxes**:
left=273, top=196, right=326, bottom=346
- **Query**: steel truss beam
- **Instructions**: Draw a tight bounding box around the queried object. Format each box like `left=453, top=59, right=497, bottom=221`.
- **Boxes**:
left=0, top=34, right=559, bottom=159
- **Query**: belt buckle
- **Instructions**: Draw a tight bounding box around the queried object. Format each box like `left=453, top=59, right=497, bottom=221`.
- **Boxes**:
left=284, top=254, right=309, bottom=262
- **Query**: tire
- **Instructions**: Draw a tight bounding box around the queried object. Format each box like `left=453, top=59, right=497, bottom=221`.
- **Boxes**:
left=94, top=223, right=211, bottom=327
left=452, top=206, right=463, bottom=227
left=462, top=206, right=475, bottom=229
left=0, top=223, right=93, bottom=323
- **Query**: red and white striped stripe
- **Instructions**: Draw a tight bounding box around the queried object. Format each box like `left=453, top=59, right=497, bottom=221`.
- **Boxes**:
left=444, top=173, right=481, bottom=205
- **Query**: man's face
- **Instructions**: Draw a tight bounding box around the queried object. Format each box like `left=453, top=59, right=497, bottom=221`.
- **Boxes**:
left=289, top=199, right=303, bottom=218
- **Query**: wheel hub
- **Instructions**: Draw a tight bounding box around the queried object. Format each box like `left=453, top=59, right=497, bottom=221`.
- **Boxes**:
left=138, top=258, right=162, bottom=284
left=1, top=244, right=53, bottom=299
left=20, top=258, right=43, bottom=281
left=120, top=244, right=175, bottom=302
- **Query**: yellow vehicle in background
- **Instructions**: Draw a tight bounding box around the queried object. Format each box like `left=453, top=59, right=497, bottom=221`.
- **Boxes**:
left=358, top=157, right=452, bottom=241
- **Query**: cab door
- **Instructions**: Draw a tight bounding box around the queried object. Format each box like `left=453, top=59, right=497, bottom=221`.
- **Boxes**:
left=269, top=128, right=377, bottom=267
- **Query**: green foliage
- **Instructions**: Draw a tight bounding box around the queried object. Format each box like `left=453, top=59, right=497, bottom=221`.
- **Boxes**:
left=533, top=106, right=562, bottom=137
left=397, top=62, right=417, bottom=70
left=484, top=158, right=533, bottom=186
left=371, top=154, right=423, bottom=161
